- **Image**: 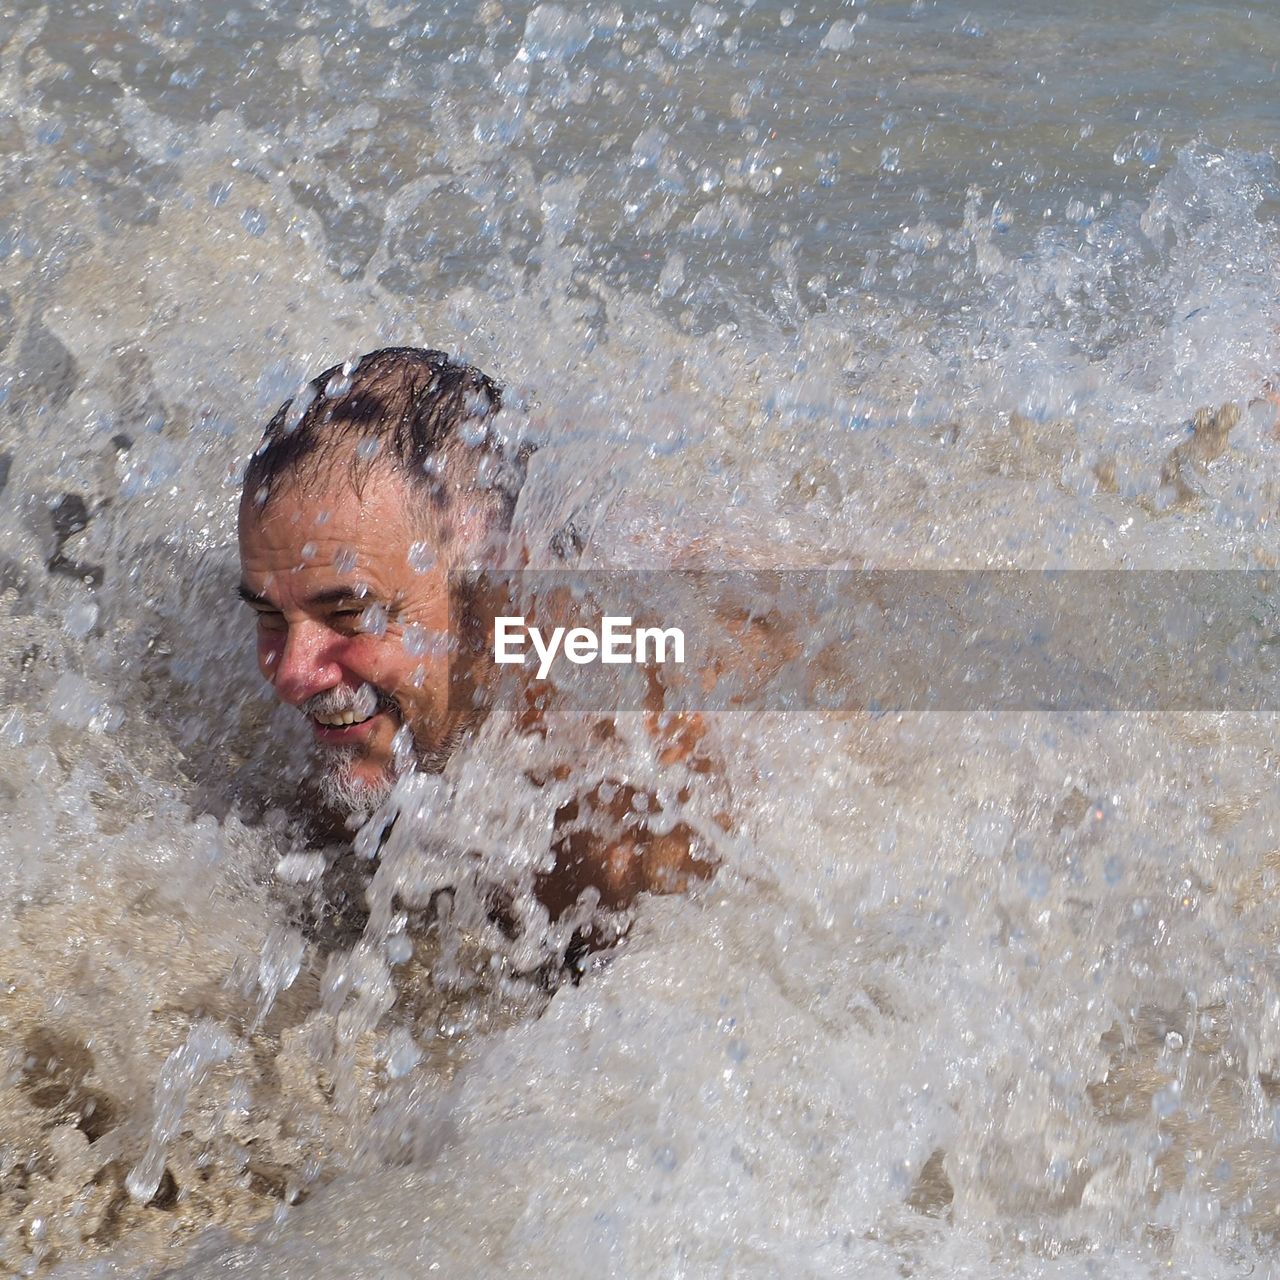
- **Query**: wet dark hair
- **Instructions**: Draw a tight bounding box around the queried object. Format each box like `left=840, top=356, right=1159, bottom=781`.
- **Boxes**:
left=243, top=346, right=533, bottom=535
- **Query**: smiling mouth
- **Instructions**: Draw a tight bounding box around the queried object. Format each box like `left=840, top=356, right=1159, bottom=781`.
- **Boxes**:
left=312, top=707, right=379, bottom=728
left=304, top=687, right=399, bottom=737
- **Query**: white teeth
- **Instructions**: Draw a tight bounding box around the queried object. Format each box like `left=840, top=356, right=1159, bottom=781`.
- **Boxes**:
left=307, top=684, right=384, bottom=728
left=314, top=709, right=375, bottom=727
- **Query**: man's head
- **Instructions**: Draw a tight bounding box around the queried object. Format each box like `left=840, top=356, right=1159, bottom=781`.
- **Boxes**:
left=237, top=347, right=530, bottom=816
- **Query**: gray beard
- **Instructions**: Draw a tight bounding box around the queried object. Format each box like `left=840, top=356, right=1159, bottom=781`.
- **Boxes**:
left=315, top=715, right=473, bottom=819
left=316, top=746, right=399, bottom=818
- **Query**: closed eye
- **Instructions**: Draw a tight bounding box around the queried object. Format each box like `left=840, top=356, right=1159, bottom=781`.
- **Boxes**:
left=327, top=606, right=377, bottom=634
left=250, top=607, right=286, bottom=631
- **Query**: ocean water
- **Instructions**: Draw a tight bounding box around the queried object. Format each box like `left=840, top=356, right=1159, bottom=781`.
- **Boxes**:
left=3, top=0, right=1280, bottom=1275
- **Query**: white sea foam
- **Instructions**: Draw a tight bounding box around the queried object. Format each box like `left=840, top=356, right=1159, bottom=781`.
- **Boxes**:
left=1, top=2, right=1279, bottom=1276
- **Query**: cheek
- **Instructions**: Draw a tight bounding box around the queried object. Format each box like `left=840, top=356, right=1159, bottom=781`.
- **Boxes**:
left=362, top=635, right=450, bottom=704
left=340, top=635, right=415, bottom=688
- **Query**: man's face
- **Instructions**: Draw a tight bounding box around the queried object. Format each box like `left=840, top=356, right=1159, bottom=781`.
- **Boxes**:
left=237, top=462, right=457, bottom=814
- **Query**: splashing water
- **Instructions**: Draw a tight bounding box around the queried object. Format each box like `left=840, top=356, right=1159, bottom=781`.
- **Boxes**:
left=2, top=0, right=1280, bottom=1276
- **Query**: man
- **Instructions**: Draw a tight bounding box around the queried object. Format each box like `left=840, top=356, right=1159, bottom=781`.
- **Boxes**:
left=237, top=347, right=713, bottom=937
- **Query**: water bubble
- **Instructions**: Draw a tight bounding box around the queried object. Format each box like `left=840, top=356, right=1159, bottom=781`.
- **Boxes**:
left=657, top=251, right=686, bottom=299
left=0, top=709, right=26, bottom=746
left=630, top=125, right=669, bottom=169
left=358, top=603, right=388, bottom=636
left=63, top=599, right=98, bottom=639
left=690, top=3, right=725, bottom=31
left=407, top=541, right=437, bottom=574
left=820, top=19, right=857, bottom=51
left=274, top=853, right=327, bottom=884
left=240, top=207, right=267, bottom=237
left=392, top=724, right=416, bottom=771
left=459, top=417, right=489, bottom=447
left=402, top=624, right=441, bottom=658
left=1113, top=130, right=1162, bottom=167
left=521, top=4, right=593, bottom=62
left=255, top=926, right=306, bottom=1017
left=1065, top=198, right=1094, bottom=225
left=383, top=1028, right=423, bottom=1079
left=282, top=383, right=317, bottom=434
left=49, top=672, right=123, bottom=734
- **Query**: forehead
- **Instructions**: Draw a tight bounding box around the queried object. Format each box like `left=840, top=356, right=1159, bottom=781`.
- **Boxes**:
left=238, top=464, right=428, bottom=581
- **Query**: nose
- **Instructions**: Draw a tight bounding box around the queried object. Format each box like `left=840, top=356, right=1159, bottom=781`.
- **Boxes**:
left=264, top=620, right=343, bottom=706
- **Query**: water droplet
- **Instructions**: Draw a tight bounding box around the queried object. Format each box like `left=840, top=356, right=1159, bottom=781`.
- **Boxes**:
left=392, top=724, right=416, bottom=771
left=402, top=624, right=442, bottom=658
left=359, top=603, right=388, bottom=636
left=63, top=599, right=98, bottom=639
left=779, top=8, right=795, bottom=26
left=408, top=541, right=437, bottom=574
left=274, top=854, right=326, bottom=884
left=282, top=383, right=317, bottom=433
left=383, top=1028, right=422, bottom=1079
left=820, top=18, right=856, bottom=50
left=240, top=207, right=267, bottom=237
left=333, top=546, right=357, bottom=574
